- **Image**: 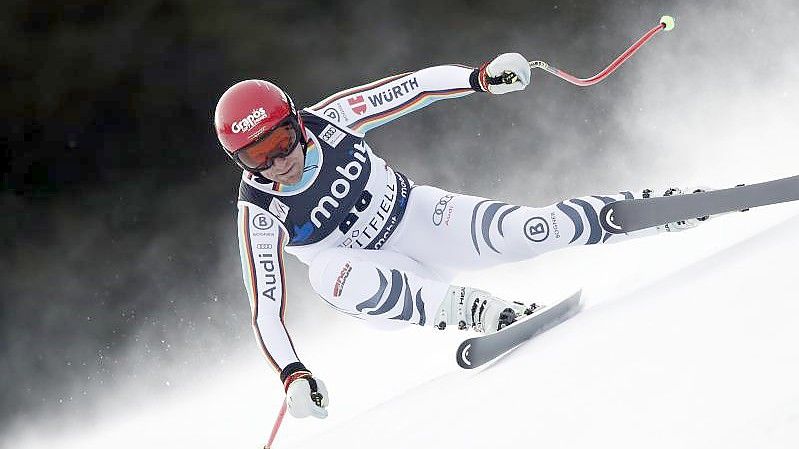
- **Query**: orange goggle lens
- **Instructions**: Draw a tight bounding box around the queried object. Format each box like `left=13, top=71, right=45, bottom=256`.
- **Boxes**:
left=236, top=124, right=300, bottom=170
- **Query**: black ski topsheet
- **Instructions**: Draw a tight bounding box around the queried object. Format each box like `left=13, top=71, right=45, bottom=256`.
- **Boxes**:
left=600, top=175, right=799, bottom=234
left=456, top=291, right=583, bottom=369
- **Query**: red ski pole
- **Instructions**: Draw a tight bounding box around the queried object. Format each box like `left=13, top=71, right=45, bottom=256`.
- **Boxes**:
left=488, top=16, right=676, bottom=87
left=263, top=400, right=287, bottom=449
left=532, top=15, right=676, bottom=86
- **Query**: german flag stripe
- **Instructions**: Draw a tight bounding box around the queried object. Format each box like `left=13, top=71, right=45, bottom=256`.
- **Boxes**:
left=350, top=87, right=473, bottom=133
left=240, top=206, right=280, bottom=372
left=253, top=321, right=280, bottom=373
left=240, top=207, right=258, bottom=311
left=309, top=72, right=410, bottom=111
left=275, top=230, right=300, bottom=357
left=277, top=230, right=288, bottom=321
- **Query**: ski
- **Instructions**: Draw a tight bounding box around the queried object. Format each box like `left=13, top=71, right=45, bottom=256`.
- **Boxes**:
left=600, top=175, right=799, bottom=234
left=456, top=290, right=583, bottom=369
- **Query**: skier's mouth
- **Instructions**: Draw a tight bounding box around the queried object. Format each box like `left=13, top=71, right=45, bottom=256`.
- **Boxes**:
left=278, top=164, right=295, bottom=177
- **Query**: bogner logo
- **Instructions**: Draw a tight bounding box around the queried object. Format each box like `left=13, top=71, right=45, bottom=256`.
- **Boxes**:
left=310, top=142, right=368, bottom=227
left=524, top=216, right=550, bottom=242
left=231, top=107, right=267, bottom=133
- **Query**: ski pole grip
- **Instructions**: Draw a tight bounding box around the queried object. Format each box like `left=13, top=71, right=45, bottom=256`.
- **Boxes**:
left=486, top=71, right=518, bottom=85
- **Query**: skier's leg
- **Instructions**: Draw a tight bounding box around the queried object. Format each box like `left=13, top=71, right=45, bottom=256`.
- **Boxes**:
left=307, top=247, right=450, bottom=329
left=384, top=185, right=691, bottom=273
left=307, top=247, right=524, bottom=332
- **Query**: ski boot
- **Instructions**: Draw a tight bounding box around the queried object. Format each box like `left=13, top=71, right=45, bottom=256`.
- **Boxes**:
left=435, top=286, right=531, bottom=334
left=642, top=187, right=712, bottom=232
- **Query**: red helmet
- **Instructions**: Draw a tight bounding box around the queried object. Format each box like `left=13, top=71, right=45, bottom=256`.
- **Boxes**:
left=214, top=80, right=306, bottom=173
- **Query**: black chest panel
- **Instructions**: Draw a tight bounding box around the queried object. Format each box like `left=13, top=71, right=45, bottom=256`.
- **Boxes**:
left=239, top=111, right=377, bottom=246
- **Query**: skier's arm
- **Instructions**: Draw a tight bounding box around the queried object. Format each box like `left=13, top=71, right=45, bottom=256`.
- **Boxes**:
left=308, top=53, right=530, bottom=133
left=236, top=203, right=309, bottom=383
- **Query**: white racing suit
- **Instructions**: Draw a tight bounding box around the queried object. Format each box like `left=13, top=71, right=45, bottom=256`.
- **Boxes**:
left=235, top=64, right=654, bottom=381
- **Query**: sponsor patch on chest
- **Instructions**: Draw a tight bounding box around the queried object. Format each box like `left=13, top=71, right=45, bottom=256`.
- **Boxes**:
left=268, top=197, right=290, bottom=222
left=318, top=124, right=346, bottom=148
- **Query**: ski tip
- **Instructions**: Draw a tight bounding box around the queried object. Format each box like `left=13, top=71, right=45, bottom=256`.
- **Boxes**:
left=572, top=289, right=585, bottom=311
left=567, top=289, right=583, bottom=302
left=566, top=289, right=585, bottom=312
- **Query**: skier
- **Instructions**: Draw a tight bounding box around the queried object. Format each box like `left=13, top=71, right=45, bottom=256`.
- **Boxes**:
left=213, top=53, right=701, bottom=419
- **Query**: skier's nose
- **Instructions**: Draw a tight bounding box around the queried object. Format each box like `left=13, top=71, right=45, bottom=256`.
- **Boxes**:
left=272, top=154, right=292, bottom=169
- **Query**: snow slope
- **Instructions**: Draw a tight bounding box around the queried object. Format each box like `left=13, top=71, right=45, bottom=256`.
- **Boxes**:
left=287, top=209, right=799, bottom=449
left=6, top=207, right=799, bottom=449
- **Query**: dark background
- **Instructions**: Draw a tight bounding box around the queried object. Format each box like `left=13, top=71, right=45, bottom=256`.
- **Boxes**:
left=5, top=0, right=786, bottom=434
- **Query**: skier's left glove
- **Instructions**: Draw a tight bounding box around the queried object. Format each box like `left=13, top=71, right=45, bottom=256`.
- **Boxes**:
left=282, top=366, right=329, bottom=419
left=476, top=53, right=532, bottom=94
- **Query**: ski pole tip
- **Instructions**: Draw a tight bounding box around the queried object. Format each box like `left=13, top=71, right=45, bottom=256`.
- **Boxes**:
left=660, top=15, right=675, bottom=31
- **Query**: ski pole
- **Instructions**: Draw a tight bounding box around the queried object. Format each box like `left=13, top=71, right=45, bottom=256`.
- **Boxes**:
left=489, top=16, right=676, bottom=87
left=264, top=399, right=287, bottom=449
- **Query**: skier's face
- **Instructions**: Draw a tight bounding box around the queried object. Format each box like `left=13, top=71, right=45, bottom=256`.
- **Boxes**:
left=259, top=140, right=304, bottom=184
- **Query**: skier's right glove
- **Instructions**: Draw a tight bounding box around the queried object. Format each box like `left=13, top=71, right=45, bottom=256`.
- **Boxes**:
left=282, top=364, right=329, bottom=419
left=476, top=53, right=532, bottom=95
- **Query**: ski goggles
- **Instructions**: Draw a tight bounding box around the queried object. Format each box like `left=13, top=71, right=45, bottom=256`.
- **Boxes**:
left=232, top=116, right=303, bottom=171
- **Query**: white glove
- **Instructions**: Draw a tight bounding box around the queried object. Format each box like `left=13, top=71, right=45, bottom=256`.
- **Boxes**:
left=478, top=53, right=531, bottom=94
left=285, top=375, right=329, bottom=419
